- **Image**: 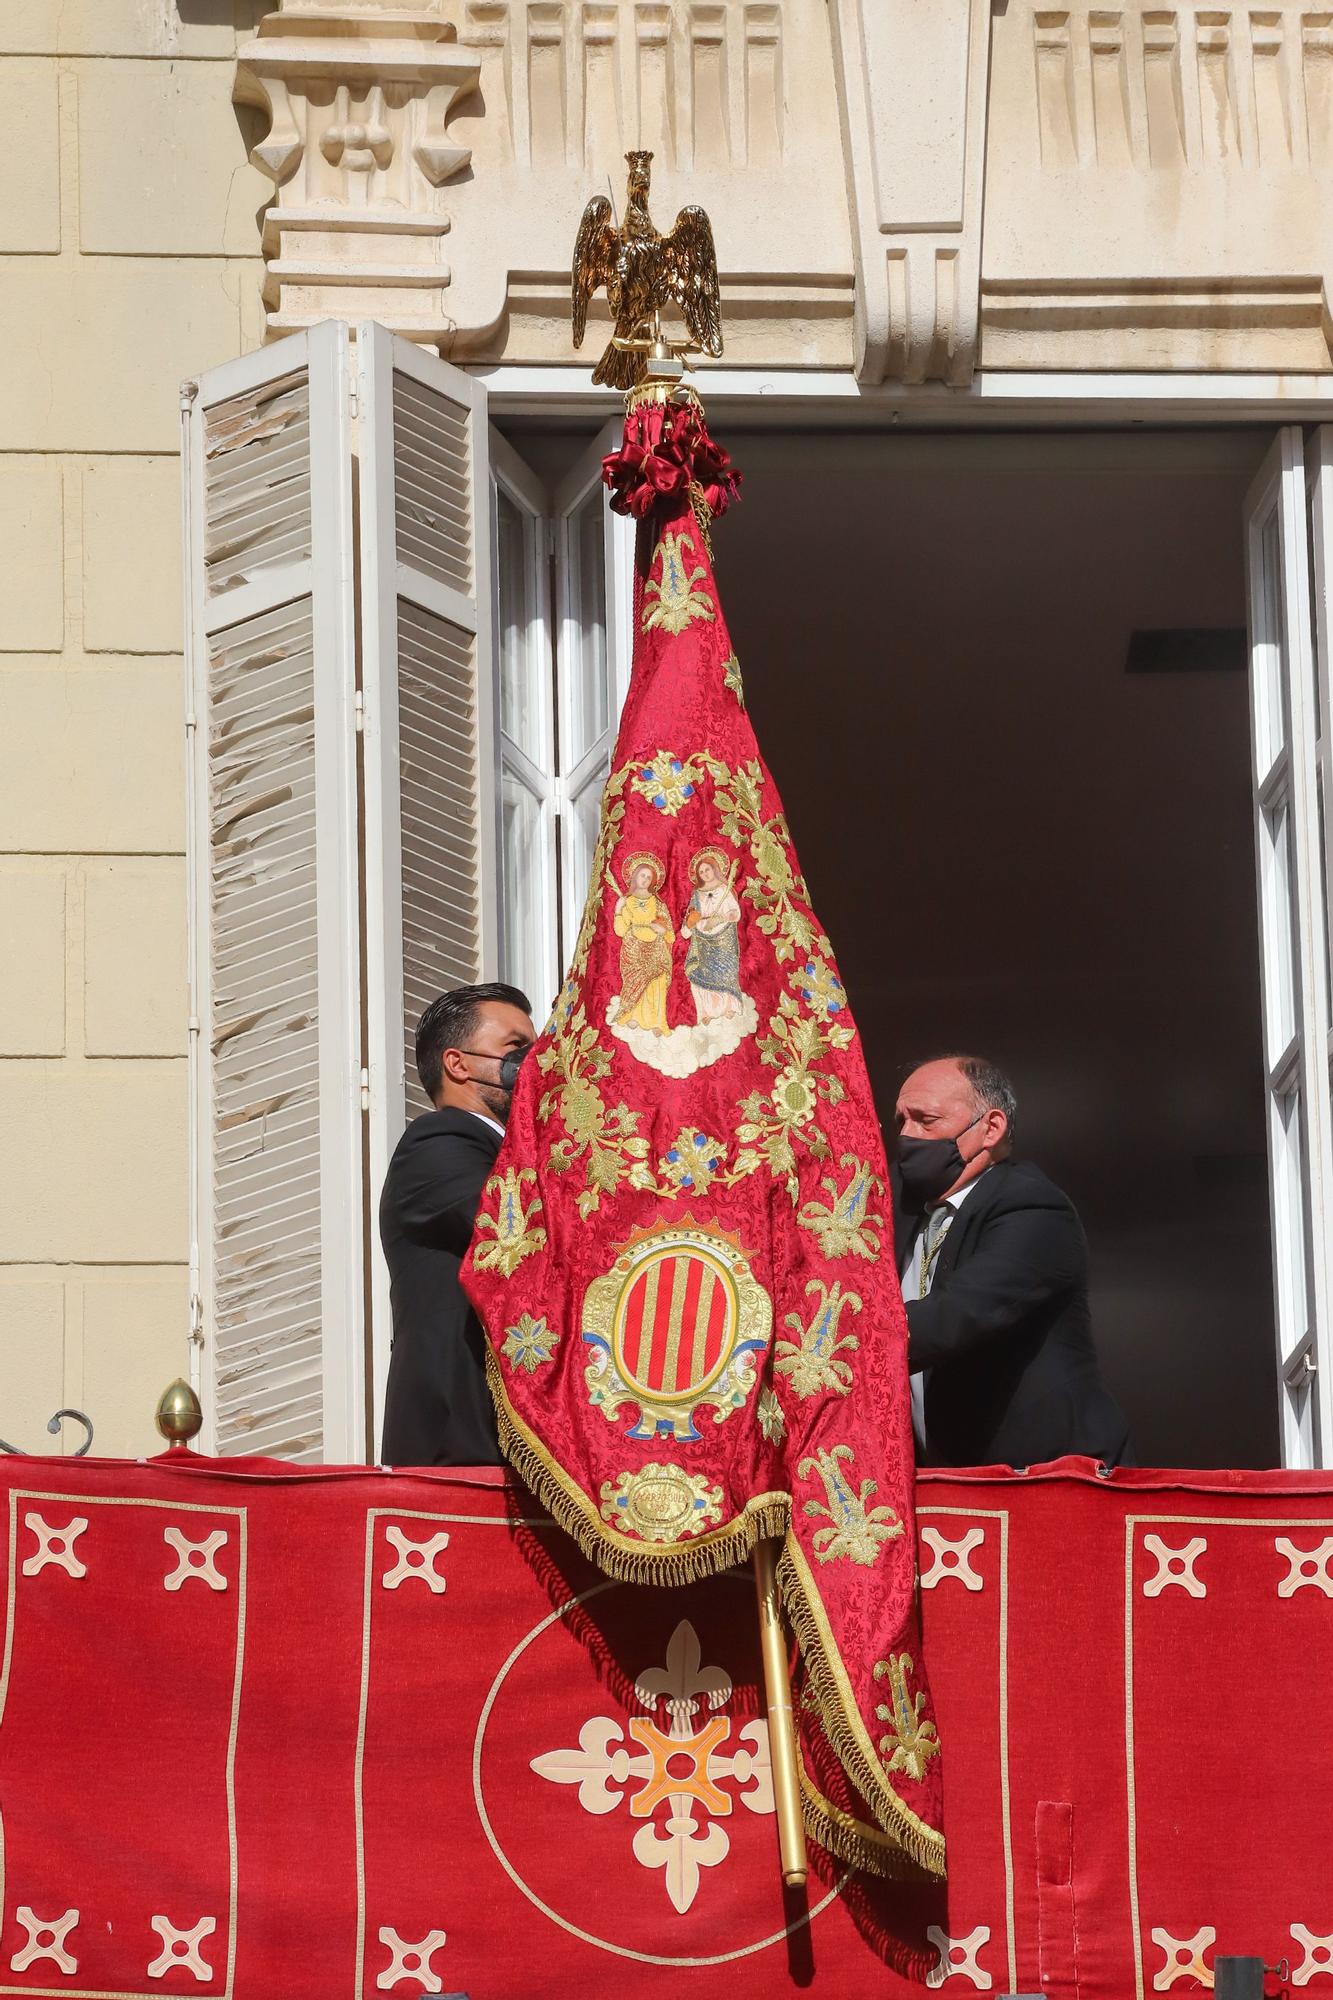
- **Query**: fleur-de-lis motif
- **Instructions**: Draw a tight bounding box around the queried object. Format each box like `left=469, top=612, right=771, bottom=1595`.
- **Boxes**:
left=633, top=1617, right=731, bottom=1726
left=798, top=1443, right=903, bottom=1565
left=875, top=1652, right=941, bottom=1782
left=775, top=1278, right=862, bottom=1399
left=472, top=1166, right=547, bottom=1276
left=798, top=1153, right=884, bottom=1261
left=642, top=530, right=715, bottom=635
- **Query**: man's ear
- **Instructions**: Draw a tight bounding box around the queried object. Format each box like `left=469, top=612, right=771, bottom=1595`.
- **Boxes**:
left=983, top=1108, right=1010, bottom=1154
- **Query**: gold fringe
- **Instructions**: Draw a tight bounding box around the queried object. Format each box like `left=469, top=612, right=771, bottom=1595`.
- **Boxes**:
left=777, top=1537, right=946, bottom=1879
left=487, top=1352, right=947, bottom=1878
left=487, top=1349, right=790, bottom=1587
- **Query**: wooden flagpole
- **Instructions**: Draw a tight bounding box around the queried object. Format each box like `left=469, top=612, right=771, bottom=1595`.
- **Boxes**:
left=754, top=1538, right=808, bottom=1886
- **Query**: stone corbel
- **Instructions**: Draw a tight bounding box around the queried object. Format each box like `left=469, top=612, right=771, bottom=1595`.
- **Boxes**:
left=235, top=3, right=481, bottom=340
left=828, top=0, right=995, bottom=387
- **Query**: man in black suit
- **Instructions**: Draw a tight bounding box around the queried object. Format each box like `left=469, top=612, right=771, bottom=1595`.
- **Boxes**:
left=380, top=982, right=535, bottom=1466
left=893, top=1054, right=1131, bottom=1469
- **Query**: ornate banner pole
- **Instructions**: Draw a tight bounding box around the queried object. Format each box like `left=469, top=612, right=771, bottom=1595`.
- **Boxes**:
left=570, top=153, right=808, bottom=1891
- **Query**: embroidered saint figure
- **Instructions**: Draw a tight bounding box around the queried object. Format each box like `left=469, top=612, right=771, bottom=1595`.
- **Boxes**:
left=612, top=854, right=674, bottom=1037
left=683, top=847, right=743, bottom=1025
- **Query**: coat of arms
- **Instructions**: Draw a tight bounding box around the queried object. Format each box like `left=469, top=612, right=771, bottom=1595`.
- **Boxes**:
left=582, top=1221, right=772, bottom=1441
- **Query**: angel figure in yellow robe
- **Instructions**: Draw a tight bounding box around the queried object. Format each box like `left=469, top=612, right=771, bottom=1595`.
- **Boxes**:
left=612, top=854, right=674, bottom=1036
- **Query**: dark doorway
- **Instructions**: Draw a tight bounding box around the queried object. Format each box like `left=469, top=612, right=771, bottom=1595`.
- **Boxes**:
left=716, top=427, right=1277, bottom=1468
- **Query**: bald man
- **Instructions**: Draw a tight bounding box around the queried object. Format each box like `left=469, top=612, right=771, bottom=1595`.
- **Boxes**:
left=892, top=1054, right=1131, bottom=1470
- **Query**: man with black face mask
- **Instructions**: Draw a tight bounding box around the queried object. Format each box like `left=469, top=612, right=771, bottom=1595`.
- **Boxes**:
left=380, top=983, right=535, bottom=1466
left=893, top=1054, right=1131, bottom=1469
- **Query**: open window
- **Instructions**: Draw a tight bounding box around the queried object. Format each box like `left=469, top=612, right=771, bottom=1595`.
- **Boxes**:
left=1244, top=427, right=1333, bottom=1465
left=490, top=425, right=633, bottom=1020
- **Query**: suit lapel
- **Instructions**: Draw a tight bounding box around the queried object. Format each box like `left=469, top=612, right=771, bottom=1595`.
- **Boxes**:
left=933, top=1164, right=1010, bottom=1282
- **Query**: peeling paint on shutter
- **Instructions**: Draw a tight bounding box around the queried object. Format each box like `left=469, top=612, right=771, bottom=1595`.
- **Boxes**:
left=358, top=323, right=496, bottom=1442
left=184, top=325, right=362, bottom=1464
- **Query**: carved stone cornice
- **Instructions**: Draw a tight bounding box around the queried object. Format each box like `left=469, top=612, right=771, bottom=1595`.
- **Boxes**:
left=827, top=0, right=996, bottom=387
left=235, top=3, right=481, bottom=338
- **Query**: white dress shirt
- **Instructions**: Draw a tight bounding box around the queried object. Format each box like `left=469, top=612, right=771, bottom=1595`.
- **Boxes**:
left=466, top=1109, right=506, bottom=1141
left=901, top=1168, right=992, bottom=1453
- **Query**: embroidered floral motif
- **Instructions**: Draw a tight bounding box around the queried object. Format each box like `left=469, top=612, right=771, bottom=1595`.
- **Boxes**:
left=798, top=1444, right=903, bottom=1566
left=501, top=1312, right=559, bottom=1373
left=798, top=1154, right=884, bottom=1261
left=775, top=1279, right=862, bottom=1399
left=642, top=529, right=716, bottom=635
left=537, top=1001, right=655, bottom=1217
left=657, top=1129, right=731, bottom=1196
left=792, top=955, right=847, bottom=1022
left=874, top=1653, right=941, bottom=1782
left=756, top=1387, right=786, bottom=1444
left=721, top=651, right=745, bottom=707
left=736, top=994, right=854, bottom=1197
left=712, top=760, right=825, bottom=966
left=472, top=1167, right=548, bottom=1275
left=600, top=1463, right=725, bottom=1543
left=633, top=751, right=701, bottom=816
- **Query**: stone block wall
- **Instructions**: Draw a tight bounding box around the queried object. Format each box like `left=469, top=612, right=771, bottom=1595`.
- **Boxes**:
left=0, top=2, right=266, bottom=1456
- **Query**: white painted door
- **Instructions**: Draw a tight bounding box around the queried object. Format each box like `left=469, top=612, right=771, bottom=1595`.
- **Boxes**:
left=1244, top=427, right=1333, bottom=1465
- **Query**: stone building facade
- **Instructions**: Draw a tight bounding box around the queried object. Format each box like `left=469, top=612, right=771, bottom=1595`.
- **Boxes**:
left=5, top=0, right=1333, bottom=1464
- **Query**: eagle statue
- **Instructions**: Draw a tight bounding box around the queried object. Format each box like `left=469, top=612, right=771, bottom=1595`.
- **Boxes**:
left=572, top=151, right=723, bottom=390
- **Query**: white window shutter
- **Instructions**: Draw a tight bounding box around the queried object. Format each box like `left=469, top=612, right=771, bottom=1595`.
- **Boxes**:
left=1244, top=426, right=1333, bottom=1466
left=357, top=323, right=497, bottom=1447
left=183, top=325, right=364, bottom=1464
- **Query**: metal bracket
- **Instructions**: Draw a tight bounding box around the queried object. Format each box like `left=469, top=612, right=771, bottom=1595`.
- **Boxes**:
left=0, top=1409, right=94, bottom=1457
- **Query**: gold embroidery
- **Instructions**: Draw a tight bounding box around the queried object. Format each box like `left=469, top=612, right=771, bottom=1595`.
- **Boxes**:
left=642, top=529, right=716, bottom=635
left=757, top=1386, right=786, bottom=1444
left=632, top=751, right=705, bottom=817
left=583, top=1221, right=773, bottom=1441
left=775, top=1279, right=862, bottom=1399
left=537, top=1000, right=655, bottom=1218
left=472, top=1167, right=548, bottom=1275
left=798, top=1154, right=884, bottom=1261
left=500, top=1311, right=559, bottom=1373
left=874, top=1653, right=941, bottom=1782
left=721, top=651, right=746, bottom=707
left=599, top=1463, right=725, bottom=1543
left=798, top=1444, right=904, bottom=1566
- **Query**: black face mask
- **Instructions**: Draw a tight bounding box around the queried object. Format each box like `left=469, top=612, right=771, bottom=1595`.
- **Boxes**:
left=458, top=1043, right=531, bottom=1096
left=896, top=1114, right=983, bottom=1208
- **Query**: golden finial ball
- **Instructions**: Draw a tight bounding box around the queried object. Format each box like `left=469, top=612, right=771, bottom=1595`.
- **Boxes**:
left=155, top=1379, right=203, bottom=1449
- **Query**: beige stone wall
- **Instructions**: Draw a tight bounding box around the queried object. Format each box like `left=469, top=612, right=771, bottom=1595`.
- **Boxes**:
left=1, top=2, right=268, bottom=1456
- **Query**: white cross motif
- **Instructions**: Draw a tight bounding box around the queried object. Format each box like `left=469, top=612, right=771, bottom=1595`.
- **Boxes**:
left=532, top=1619, right=772, bottom=1915
left=376, top=1927, right=448, bottom=1992
left=1291, top=1925, right=1333, bottom=1985
left=926, top=1924, right=992, bottom=1989
left=1276, top=1537, right=1333, bottom=1599
left=147, top=1916, right=216, bottom=1982
left=1151, top=1926, right=1217, bottom=1988
left=163, top=1528, right=229, bottom=1593
left=22, top=1513, right=89, bottom=1580
left=920, top=1526, right=986, bottom=1592
left=381, top=1526, right=450, bottom=1595
left=1142, top=1535, right=1208, bottom=1599
left=10, top=1907, right=79, bottom=1974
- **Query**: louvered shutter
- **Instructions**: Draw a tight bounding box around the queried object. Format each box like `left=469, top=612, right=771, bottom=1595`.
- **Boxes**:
left=183, top=325, right=364, bottom=1463
left=357, top=324, right=497, bottom=1443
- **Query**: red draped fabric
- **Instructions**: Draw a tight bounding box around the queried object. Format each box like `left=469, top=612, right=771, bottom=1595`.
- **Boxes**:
left=1, top=1452, right=1330, bottom=1998
left=463, top=399, right=941, bottom=1875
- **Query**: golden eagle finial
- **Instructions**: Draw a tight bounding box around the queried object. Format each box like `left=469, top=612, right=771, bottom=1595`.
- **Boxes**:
left=572, top=151, right=723, bottom=391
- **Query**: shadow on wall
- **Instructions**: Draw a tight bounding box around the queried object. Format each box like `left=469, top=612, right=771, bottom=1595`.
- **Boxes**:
left=176, top=0, right=268, bottom=26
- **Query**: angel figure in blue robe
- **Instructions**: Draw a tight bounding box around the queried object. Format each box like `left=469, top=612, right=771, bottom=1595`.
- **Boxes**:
left=683, top=846, right=744, bottom=1025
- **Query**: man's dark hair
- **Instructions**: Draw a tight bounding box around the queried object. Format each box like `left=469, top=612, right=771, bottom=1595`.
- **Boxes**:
left=415, top=982, right=532, bottom=1102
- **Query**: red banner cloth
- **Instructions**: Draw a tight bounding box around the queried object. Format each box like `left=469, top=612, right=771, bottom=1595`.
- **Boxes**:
left=463, top=401, right=940, bottom=1876
left=2, top=1453, right=1332, bottom=1999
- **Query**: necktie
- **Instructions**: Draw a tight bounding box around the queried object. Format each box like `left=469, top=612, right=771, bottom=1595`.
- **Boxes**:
left=920, top=1203, right=954, bottom=1294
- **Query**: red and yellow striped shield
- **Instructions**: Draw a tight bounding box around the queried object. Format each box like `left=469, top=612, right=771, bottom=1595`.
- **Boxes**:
left=583, top=1223, right=772, bottom=1442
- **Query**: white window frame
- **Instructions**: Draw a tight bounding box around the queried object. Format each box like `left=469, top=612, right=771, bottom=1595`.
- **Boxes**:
left=1244, top=426, right=1333, bottom=1465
